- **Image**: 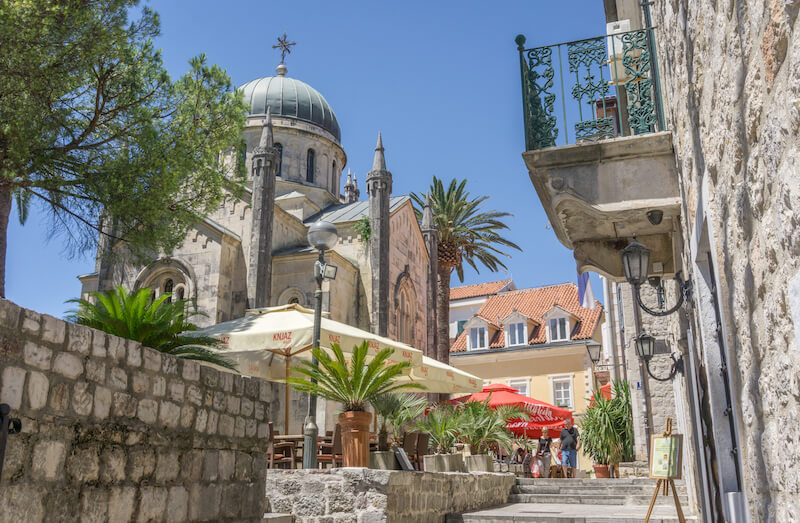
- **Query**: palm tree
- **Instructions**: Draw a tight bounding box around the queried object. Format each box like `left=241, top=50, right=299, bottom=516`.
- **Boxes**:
left=370, top=392, right=428, bottom=450
left=412, top=177, right=520, bottom=364
left=287, top=341, right=425, bottom=412
left=67, top=286, right=236, bottom=370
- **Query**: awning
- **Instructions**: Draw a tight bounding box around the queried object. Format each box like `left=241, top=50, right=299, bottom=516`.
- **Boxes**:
left=398, top=355, right=482, bottom=395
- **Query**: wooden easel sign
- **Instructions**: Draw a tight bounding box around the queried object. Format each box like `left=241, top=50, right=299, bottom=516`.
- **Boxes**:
left=645, top=418, right=686, bottom=523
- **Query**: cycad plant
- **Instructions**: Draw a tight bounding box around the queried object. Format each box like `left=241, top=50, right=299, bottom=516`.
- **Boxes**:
left=288, top=341, right=424, bottom=412
left=415, top=403, right=461, bottom=454
left=456, top=400, right=528, bottom=455
left=370, top=392, right=428, bottom=451
left=68, top=286, right=236, bottom=370
left=412, top=177, right=520, bottom=363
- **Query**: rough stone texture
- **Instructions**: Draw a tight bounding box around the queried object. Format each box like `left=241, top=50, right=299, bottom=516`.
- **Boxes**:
left=264, top=469, right=516, bottom=523
left=0, top=299, right=271, bottom=522
left=649, top=2, right=800, bottom=522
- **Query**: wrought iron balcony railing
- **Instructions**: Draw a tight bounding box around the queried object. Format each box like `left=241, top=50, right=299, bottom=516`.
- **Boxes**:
left=516, top=28, right=666, bottom=151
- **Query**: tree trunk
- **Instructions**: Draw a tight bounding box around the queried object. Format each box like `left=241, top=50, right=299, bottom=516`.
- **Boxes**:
left=436, top=263, right=451, bottom=366
left=0, top=186, right=11, bottom=298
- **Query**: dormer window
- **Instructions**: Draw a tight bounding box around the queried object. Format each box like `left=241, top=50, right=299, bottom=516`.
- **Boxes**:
left=507, top=322, right=526, bottom=346
left=468, top=327, right=486, bottom=350
left=549, top=317, right=569, bottom=341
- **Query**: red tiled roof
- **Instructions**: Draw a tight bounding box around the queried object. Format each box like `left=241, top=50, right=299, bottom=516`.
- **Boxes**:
left=451, top=283, right=603, bottom=353
left=450, top=279, right=512, bottom=301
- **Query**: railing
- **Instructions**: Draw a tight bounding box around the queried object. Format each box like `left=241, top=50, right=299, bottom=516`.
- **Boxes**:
left=516, top=28, right=665, bottom=151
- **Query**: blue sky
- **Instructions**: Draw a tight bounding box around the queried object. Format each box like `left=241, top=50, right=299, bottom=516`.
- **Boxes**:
left=7, top=0, right=607, bottom=318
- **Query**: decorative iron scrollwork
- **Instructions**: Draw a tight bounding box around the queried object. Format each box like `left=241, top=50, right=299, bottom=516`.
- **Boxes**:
left=524, top=47, right=558, bottom=150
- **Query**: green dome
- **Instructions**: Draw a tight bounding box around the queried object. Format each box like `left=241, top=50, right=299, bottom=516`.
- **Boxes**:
left=240, top=65, right=341, bottom=142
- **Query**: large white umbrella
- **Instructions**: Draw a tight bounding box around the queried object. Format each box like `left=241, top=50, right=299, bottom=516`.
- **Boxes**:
left=190, top=304, right=424, bottom=432
left=397, top=356, right=483, bottom=395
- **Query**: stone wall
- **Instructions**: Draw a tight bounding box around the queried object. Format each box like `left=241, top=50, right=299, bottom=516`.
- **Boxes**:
left=653, top=1, right=800, bottom=521
left=264, top=468, right=516, bottom=523
left=0, top=298, right=271, bottom=522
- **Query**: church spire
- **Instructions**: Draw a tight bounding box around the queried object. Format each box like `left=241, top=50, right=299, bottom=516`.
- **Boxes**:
left=254, top=107, right=274, bottom=153
left=343, top=168, right=359, bottom=203
left=372, top=132, right=386, bottom=171
left=421, top=192, right=435, bottom=230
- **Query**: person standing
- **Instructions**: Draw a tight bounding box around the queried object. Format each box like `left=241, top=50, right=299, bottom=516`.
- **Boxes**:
left=558, top=418, right=580, bottom=478
left=536, top=427, right=554, bottom=478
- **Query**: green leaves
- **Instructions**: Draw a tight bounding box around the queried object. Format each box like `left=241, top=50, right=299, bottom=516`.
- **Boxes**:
left=580, top=380, right=635, bottom=465
left=370, top=392, right=428, bottom=444
left=287, top=341, right=425, bottom=412
left=67, top=286, right=236, bottom=370
left=0, top=0, right=247, bottom=273
left=416, top=398, right=529, bottom=455
left=411, top=177, right=521, bottom=282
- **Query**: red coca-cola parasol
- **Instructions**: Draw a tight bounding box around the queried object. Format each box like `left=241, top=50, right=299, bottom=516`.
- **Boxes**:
left=451, top=383, right=574, bottom=439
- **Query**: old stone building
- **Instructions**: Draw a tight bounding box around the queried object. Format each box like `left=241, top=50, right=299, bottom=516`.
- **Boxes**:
left=78, top=63, right=437, bottom=358
left=517, top=0, right=799, bottom=520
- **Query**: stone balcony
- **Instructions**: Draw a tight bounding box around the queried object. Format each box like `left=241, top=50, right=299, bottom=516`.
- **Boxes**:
left=522, top=131, right=681, bottom=281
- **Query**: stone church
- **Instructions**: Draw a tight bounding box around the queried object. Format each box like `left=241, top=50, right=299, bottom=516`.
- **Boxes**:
left=79, top=62, right=439, bottom=358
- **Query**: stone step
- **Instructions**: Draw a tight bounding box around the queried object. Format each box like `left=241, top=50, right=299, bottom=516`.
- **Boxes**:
left=512, top=485, right=687, bottom=495
left=453, top=502, right=696, bottom=523
left=508, top=493, right=689, bottom=506
left=515, top=478, right=686, bottom=487
left=262, top=514, right=293, bottom=523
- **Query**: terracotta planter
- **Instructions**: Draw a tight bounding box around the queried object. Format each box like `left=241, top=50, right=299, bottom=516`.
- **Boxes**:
left=593, top=464, right=611, bottom=478
left=339, top=411, right=373, bottom=467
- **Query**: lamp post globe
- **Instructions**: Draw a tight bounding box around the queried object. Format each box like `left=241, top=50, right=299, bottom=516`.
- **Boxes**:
left=308, top=220, right=338, bottom=251
left=621, top=235, right=651, bottom=286
left=635, top=332, right=656, bottom=361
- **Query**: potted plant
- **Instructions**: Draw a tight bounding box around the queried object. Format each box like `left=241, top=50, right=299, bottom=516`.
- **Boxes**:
left=369, top=393, right=427, bottom=469
left=580, top=381, right=634, bottom=478
left=289, top=341, right=423, bottom=467
left=416, top=403, right=464, bottom=472
left=456, top=401, right=528, bottom=472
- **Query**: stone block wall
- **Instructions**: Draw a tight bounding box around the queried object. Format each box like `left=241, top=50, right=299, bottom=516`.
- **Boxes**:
left=264, top=468, right=516, bottom=523
left=652, top=1, right=800, bottom=521
left=0, top=298, right=271, bottom=522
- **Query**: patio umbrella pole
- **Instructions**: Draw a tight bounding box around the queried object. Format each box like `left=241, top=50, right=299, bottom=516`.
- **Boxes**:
left=303, top=250, right=325, bottom=469
left=285, top=352, right=290, bottom=434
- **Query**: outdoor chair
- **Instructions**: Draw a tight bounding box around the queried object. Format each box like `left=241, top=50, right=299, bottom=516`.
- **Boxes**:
left=402, top=431, right=419, bottom=467
left=267, top=422, right=296, bottom=469
left=414, top=432, right=430, bottom=470
left=317, top=423, right=342, bottom=468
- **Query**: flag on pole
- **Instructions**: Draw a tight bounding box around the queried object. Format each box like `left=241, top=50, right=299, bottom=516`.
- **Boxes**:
left=578, top=272, right=596, bottom=310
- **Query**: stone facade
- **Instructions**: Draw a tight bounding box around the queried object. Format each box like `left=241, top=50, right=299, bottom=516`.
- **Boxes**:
left=649, top=2, right=800, bottom=521
left=264, top=468, right=516, bottom=523
left=0, top=299, right=271, bottom=522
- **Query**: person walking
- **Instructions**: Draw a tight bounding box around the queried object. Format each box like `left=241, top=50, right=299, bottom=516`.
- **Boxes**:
left=558, top=418, right=580, bottom=478
left=535, top=428, right=554, bottom=478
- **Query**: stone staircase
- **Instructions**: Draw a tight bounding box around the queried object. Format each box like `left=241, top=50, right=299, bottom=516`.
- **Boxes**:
left=454, top=477, right=696, bottom=522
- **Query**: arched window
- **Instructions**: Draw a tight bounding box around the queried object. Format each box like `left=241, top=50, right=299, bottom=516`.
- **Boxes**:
left=306, top=149, right=315, bottom=183
left=332, top=160, right=337, bottom=179
left=275, top=143, right=283, bottom=177
left=163, top=279, right=174, bottom=303
left=288, top=297, right=299, bottom=304
left=396, top=285, right=415, bottom=345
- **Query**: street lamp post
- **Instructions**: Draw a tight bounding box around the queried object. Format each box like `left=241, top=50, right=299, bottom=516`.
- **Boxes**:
left=586, top=344, right=602, bottom=393
left=303, top=220, right=339, bottom=469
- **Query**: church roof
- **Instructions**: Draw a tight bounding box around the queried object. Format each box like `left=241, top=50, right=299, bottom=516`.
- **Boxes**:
left=239, top=65, right=341, bottom=142
left=304, top=196, right=410, bottom=224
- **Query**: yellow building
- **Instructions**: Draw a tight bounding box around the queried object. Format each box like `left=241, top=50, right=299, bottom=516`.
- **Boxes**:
left=449, top=282, right=604, bottom=471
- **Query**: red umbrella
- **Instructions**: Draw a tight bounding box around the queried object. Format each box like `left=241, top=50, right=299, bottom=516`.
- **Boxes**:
left=451, top=383, right=573, bottom=439
left=599, top=382, right=613, bottom=400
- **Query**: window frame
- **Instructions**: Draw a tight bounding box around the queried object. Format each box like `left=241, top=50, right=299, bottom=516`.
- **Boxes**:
left=548, top=317, right=569, bottom=342
left=275, top=143, right=283, bottom=177
left=468, top=326, right=487, bottom=350
left=506, top=378, right=529, bottom=397
left=506, top=322, right=526, bottom=346
left=306, top=149, right=315, bottom=183
left=549, top=374, right=574, bottom=410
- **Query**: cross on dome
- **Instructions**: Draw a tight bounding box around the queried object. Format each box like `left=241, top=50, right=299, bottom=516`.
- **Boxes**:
left=272, top=33, right=296, bottom=64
